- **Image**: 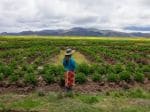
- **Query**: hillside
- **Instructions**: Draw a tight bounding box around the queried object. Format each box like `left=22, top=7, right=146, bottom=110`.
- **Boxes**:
left=1, top=27, right=150, bottom=37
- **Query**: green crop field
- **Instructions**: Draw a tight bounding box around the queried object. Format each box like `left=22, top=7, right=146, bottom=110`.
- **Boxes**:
left=0, top=36, right=150, bottom=112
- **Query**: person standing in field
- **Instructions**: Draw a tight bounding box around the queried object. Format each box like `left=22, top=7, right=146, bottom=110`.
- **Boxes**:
left=63, top=48, right=76, bottom=92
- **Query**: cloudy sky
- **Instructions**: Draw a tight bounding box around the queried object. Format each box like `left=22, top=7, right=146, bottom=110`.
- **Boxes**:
left=0, top=0, right=150, bottom=33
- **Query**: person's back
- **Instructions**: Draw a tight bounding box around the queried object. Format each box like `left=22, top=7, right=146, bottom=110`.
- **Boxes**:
left=63, top=57, right=76, bottom=72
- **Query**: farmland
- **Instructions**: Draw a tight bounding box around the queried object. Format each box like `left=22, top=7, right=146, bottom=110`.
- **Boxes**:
left=0, top=36, right=150, bottom=112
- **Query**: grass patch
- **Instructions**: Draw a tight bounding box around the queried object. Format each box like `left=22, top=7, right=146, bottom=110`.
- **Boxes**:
left=0, top=88, right=150, bottom=112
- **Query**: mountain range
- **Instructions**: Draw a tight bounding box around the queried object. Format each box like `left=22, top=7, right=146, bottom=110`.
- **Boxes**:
left=1, top=27, right=150, bottom=37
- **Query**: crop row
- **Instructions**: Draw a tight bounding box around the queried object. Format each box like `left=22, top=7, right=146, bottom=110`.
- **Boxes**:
left=0, top=62, right=149, bottom=85
left=78, top=46, right=149, bottom=65
left=0, top=37, right=149, bottom=86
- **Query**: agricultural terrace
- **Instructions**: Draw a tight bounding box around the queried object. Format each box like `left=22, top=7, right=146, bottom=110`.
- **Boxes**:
left=0, top=36, right=150, bottom=112
left=0, top=36, right=150, bottom=90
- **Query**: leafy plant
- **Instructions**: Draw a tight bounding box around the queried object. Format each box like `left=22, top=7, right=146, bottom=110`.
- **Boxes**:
left=22, top=64, right=28, bottom=71
left=134, top=72, right=144, bottom=83
left=24, top=73, right=37, bottom=85
left=43, top=65, right=56, bottom=75
left=77, top=63, right=90, bottom=75
left=105, top=65, right=115, bottom=74
left=141, top=65, right=150, bottom=80
left=0, top=73, right=4, bottom=81
left=42, top=73, right=55, bottom=84
left=96, top=64, right=108, bottom=75
left=55, top=65, right=65, bottom=76
left=119, top=71, right=131, bottom=82
left=26, top=65, right=34, bottom=73
left=89, top=64, right=99, bottom=74
left=92, top=72, right=102, bottom=82
left=126, top=62, right=137, bottom=73
left=107, top=73, right=119, bottom=82
left=141, top=65, right=150, bottom=73
left=9, top=74, right=19, bottom=83
left=42, top=65, right=56, bottom=84
left=76, top=73, right=87, bottom=84
left=114, top=64, right=124, bottom=74
left=0, top=65, right=13, bottom=77
left=14, top=69, right=26, bottom=77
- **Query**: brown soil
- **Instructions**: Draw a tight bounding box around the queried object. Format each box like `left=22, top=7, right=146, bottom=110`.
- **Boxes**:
left=0, top=80, right=149, bottom=94
left=103, top=55, right=116, bottom=65
left=135, top=58, right=150, bottom=65
left=0, top=48, right=5, bottom=51
left=27, top=56, right=37, bottom=64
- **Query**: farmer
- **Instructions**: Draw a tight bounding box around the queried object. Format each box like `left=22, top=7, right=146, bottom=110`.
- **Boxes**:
left=63, top=48, right=76, bottom=92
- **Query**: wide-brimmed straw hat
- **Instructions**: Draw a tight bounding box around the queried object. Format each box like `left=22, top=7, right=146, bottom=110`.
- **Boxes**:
left=65, top=48, right=75, bottom=56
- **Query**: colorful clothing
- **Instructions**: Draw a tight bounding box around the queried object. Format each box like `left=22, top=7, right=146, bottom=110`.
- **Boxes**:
left=64, top=71, right=75, bottom=87
left=63, top=58, right=76, bottom=71
left=63, top=57, right=76, bottom=88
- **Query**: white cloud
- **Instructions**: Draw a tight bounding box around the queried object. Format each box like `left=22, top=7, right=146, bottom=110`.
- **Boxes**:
left=0, top=0, right=150, bottom=32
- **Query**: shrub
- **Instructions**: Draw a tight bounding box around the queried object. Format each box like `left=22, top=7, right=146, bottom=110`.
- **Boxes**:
left=9, top=74, right=19, bottom=83
left=90, top=64, right=111, bottom=75
left=92, top=73, right=102, bottom=82
left=44, top=66, right=55, bottom=75
left=9, top=61, right=17, bottom=69
left=42, top=73, right=55, bottom=84
left=14, top=69, right=26, bottom=77
left=0, top=65, right=13, bottom=77
left=55, top=65, right=65, bottom=76
left=114, top=64, right=124, bottom=74
left=26, top=65, right=34, bottom=73
left=22, top=64, right=28, bottom=71
left=134, top=72, right=144, bottom=83
left=76, top=73, right=86, bottom=84
left=141, top=65, right=150, bottom=73
left=107, top=73, right=119, bottom=82
left=42, top=65, right=57, bottom=84
left=89, top=64, right=99, bottom=74
left=0, top=73, right=4, bottom=81
left=119, top=71, right=131, bottom=82
left=24, top=73, right=37, bottom=85
left=77, top=63, right=90, bottom=75
left=97, top=64, right=107, bottom=74
left=141, top=65, right=150, bottom=80
left=5, top=66, right=14, bottom=76
left=126, top=63, right=137, bottom=72
left=105, top=64, right=114, bottom=74
left=43, top=65, right=57, bottom=75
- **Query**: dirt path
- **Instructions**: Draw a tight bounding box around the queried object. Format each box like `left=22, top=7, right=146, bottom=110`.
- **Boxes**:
left=0, top=81, right=149, bottom=94
left=53, top=50, right=90, bottom=65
